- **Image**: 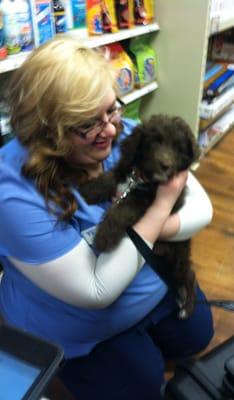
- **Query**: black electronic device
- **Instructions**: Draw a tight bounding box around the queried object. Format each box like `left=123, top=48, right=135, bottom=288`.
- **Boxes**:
left=165, top=336, right=234, bottom=400
left=0, top=323, right=64, bottom=400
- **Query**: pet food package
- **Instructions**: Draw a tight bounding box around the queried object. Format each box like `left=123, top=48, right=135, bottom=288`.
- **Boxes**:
left=102, top=43, right=135, bottom=96
left=133, top=0, right=147, bottom=25
left=128, top=0, right=134, bottom=28
left=115, top=0, right=130, bottom=29
left=123, top=98, right=141, bottom=121
left=87, top=0, right=102, bottom=34
left=101, top=0, right=118, bottom=33
left=129, top=36, right=156, bottom=86
left=210, top=28, right=234, bottom=63
left=123, top=44, right=140, bottom=87
left=144, top=0, right=154, bottom=23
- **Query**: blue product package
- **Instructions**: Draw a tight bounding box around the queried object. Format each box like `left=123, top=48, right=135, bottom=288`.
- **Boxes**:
left=207, top=68, right=234, bottom=96
left=71, top=0, right=86, bottom=28
left=204, top=63, right=223, bottom=82
left=35, top=0, right=55, bottom=45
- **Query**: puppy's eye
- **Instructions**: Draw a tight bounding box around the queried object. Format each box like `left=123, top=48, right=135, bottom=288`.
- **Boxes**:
left=154, top=135, right=163, bottom=144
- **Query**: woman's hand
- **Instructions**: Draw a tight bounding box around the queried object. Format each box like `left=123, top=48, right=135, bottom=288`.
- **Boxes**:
left=153, top=170, right=188, bottom=214
left=133, top=170, right=188, bottom=244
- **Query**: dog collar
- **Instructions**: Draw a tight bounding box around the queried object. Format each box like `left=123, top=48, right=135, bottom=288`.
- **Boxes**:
left=115, top=170, right=144, bottom=204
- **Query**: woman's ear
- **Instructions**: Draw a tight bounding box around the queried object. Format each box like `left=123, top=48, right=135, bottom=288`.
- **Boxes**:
left=114, top=126, right=143, bottom=181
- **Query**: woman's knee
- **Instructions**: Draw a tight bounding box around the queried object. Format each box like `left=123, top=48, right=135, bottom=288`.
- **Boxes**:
left=60, top=357, right=165, bottom=400
left=129, top=361, right=165, bottom=400
left=190, top=303, right=214, bottom=353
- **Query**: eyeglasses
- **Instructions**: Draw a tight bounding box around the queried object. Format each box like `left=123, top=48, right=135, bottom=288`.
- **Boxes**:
left=71, top=97, right=125, bottom=140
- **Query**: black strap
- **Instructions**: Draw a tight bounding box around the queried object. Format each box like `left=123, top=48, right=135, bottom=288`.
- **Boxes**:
left=126, top=226, right=172, bottom=287
left=126, top=227, right=234, bottom=314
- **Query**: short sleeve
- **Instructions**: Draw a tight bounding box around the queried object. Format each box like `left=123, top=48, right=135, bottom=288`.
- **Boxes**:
left=0, top=165, right=80, bottom=263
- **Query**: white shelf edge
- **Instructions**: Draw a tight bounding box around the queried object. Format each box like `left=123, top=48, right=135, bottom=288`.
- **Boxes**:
left=121, top=81, right=159, bottom=104
left=200, top=127, right=231, bottom=156
left=0, top=23, right=160, bottom=74
left=210, top=13, right=234, bottom=35
left=68, top=23, right=160, bottom=48
left=199, top=87, right=234, bottom=120
left=0, top=52, right=32, bottom=73
left=199, top=111, right=234, bottom=156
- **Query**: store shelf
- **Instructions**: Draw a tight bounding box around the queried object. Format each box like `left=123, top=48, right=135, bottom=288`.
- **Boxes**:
left=0, top=23, right=159, bottom=74
left=198, top=103, right=234, bottom=155
left=200, top=128, right=229, bottom=156
left=210, top=12, right=234, bottom=35
left=68, top=23, right=160, bottom=48
left=121, top=81, right=159, bottom=104
left=199, top=86, right=234, bottom=119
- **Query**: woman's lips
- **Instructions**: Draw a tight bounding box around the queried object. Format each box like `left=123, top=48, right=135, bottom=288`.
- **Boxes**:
left=93, top=139, right=111, bottom=150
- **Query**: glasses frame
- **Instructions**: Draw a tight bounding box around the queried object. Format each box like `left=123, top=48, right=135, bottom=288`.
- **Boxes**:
left=72, top=97, right=126, bottom=140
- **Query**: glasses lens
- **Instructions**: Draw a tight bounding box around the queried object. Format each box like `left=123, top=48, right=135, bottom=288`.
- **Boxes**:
left=73, top=98, right=125, bottom=139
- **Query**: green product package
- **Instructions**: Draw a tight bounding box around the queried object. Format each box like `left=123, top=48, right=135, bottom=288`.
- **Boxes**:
left=129, top=36, right=156, bottom=86
left=123, top=99, right=141, bottom=121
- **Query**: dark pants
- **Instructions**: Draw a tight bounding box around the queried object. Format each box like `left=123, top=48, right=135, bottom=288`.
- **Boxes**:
left=59, top=286, right=214, bottom=400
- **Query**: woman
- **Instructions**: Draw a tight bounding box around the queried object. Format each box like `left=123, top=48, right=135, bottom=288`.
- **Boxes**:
left=0, top=36, right=213, bottom=399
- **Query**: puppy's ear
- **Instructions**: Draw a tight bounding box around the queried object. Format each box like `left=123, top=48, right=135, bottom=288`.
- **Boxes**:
left=114, top=126, right=143, bottom=181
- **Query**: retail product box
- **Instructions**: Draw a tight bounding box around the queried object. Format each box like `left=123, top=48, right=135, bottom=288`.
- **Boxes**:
left=30, top=0, right=55, bottom=47
left=211, top=28, right=234, bottom=62
left=64, top=0, right=88, bottom=38
left=199, top=104, right=234, bottom=151
left=199, top=85, right=234, bottom=119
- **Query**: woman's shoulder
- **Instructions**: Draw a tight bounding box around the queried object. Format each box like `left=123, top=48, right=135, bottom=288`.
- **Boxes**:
left=0, top=141, right=81, bottom=262
left=104, top=118, right=139, bottom=170
left=119, top=117, right=139, bottom=141
left=0, top=139, right=32, bottom=199
left=0, top=138, right=28, bottom=172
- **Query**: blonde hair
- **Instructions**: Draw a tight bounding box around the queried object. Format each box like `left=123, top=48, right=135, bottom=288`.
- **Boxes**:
left=7, top=36, right=117, bottom=220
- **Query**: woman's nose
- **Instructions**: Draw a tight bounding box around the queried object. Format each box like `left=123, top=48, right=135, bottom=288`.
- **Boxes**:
left=101, top=120, right=116, bottom=137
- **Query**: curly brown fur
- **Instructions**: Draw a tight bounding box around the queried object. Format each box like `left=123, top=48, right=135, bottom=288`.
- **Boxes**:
left=80, top=114, right=200, bottom=318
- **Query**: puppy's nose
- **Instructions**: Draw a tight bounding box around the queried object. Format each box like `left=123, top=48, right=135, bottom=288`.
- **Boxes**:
left=160, top=159, right=173, bottom=173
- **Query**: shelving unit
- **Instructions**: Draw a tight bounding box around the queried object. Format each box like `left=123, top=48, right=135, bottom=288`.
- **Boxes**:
left=0, top=23, right=160, bottom=116
left=140, top=0, right=234, bottom=158
left=200, top=2, right=234, bottom=155
left=0, top=1, right=233, bottom=154
left=199, top=104, right=234, bottom=154
left=0, top=23, right=160, bottom=74
left=122, top=81, right=159, bottom=104
left=140, top=0, right=211, bottom=138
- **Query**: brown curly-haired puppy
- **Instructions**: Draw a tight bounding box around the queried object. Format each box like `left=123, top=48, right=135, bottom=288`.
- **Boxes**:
left=80, top=114, right=200, bottom=318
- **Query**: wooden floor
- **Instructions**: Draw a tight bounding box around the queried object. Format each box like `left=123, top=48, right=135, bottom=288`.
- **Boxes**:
left=192, top=127, right=234, bottom=352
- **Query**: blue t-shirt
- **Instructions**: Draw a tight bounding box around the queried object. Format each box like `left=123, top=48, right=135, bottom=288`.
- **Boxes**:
left=0, top=118, right=167, bottom=358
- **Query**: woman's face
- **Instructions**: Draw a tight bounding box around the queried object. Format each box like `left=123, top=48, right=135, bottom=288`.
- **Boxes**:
left=67, top=89, right=118, bottom=172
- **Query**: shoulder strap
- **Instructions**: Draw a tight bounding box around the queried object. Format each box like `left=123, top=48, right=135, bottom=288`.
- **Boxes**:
left=126, top=227, right=234, bottom=314
left=126, top=226, right=171, bottom=286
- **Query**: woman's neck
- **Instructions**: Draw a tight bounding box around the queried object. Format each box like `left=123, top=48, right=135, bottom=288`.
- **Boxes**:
left=86, top=162, right=103, bottom=179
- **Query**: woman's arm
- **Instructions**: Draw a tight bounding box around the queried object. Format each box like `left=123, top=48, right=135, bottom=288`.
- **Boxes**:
left=9, top=237, right=148, bottom=309
left=9, top=172, right=188, bottom=309
left=158, top=172, right=213, bottom=241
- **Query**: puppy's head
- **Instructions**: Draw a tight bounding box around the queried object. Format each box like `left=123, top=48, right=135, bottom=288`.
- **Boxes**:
left=132, top=114, right=200, bottom=183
